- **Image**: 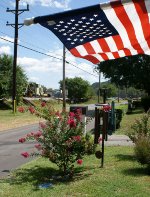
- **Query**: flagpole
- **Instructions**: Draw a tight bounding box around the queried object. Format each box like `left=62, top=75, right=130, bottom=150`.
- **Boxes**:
left=62, top=45, right=66, bottom=111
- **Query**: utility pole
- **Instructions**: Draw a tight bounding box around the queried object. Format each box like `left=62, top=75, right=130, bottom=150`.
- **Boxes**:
left=62, top=45, right=66, bottom=111
left=6, top=0, right=29, bottom=113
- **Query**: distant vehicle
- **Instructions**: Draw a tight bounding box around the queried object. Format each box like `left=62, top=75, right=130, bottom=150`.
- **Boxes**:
left=24, top=83, right=44, bottom=97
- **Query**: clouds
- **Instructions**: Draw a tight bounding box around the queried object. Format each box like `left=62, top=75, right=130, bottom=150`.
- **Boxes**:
left=0, top=36, right=13, bottom=55
left=17, top=48, right=98, bottom=88
left=18, top=0, right=71, bottom=9
left=0, top=46, right=12, bottom=55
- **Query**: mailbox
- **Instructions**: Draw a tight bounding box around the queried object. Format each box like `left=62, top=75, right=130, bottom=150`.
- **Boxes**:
left=70, top=106, right=88, bottom=115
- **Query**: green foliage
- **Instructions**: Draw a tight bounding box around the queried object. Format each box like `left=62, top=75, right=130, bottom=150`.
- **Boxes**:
left=97, top=55, right=150, bottom=95
left=59, top=77, right=95, bottom=102
left=0, top=54, right=28, bottom=103
left=135, top=136, right=150, bottom=166
left=141, top=96, right=150, bottom=112
left=128, top=112, right=150, bottom=168
left=83, top=133, right=97, bottom=155
left=18, top=103, right=87, bottom=176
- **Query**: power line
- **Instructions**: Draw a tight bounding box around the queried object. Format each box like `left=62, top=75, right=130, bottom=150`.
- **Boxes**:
left=0, top=36, right=98, bottom=77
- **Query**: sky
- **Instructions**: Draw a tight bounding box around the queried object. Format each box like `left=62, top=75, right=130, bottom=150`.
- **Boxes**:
left=0, top=0, right=107, bottom=89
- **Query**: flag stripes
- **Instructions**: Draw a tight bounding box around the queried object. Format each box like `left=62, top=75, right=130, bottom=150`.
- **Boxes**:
left=69, top=0, right=150, bottom=63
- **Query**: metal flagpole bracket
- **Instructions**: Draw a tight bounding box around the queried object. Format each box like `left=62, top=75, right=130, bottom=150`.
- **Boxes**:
left=24, top=17, right=35, bottom=26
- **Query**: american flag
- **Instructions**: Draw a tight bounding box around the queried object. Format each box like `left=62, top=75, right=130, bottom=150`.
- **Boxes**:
left=34, top=0, right=150, bottom=64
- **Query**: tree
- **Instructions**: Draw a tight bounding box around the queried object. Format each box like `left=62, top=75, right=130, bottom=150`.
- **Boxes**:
left=0, top=54, right=28, bottom=103
left=97, top=55, right=150, bottom=95
left=92, top=81, right=117, bottom=98
left=59, top=77, right=95, bottom=102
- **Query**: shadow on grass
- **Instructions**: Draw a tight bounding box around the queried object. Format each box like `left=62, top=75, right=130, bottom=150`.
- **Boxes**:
left=126, top=109, right=144, bottom=115
left=115, top=154, right=136, bottom=162
left=0, top=164, right=96, bottom=190
left=115, top=154, right=150, bottom=176
left=122, top=167, right=150, bottom=177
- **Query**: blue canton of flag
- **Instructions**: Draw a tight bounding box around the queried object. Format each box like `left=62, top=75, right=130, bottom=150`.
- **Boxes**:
left=40, top=6, right=119, bottom=50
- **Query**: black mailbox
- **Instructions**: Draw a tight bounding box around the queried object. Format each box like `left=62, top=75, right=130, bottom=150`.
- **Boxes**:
left=70, top=106, right=88, bottom=115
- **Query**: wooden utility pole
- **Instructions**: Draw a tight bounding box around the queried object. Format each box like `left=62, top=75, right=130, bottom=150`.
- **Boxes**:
left=62, top=45, right=66, bottom=111
left=6, top=0, right=29, bottom=113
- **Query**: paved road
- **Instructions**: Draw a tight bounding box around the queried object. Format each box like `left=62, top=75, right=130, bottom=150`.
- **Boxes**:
left=0, top=124, right=39, bottom=178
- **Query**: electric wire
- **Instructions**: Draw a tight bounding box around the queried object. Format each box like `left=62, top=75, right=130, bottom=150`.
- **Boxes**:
left=0, top=36, right=99, bottom=78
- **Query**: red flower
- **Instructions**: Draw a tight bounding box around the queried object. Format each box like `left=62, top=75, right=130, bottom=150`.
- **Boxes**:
left=19, top=137, right=26, bottom=143
left=18, top=106, right=25, bottom=113
left=69, top=112, right=75, bottom=117
left=67, top=119, right=76, bottom=128
left=35, top=144, right=42, bottom=150
left=39, top=122, right=46, bottom=129
left=103, top=105, right=111, bottom=112
left=21, top=152, right=30, bottom=158
left=28, top=106, right=35, bottom=114
left=34, top=131, right=42, bottom=138
left=77, top=159, right=83, bottom=165
left=72, top=135, right=81, bottom=141
left=41, top=101, right=46, bottom=107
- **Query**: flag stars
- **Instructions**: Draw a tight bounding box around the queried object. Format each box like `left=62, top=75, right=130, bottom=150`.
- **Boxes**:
left=47, top=9, right=118, bottom=49
left=89, top=18, right=94, bottom=21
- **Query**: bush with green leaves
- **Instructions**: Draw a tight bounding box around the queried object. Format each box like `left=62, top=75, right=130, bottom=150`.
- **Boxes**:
left=128, top=111, right=150, bottom=168
left=18, top=102, right=89, bottom=177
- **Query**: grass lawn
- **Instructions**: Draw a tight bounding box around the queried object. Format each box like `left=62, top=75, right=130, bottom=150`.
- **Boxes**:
left=0, top=100, right=64, bottom=132
left=0, top=146, right=150, bottom=197
left=0, top=110, right=40, bottom=132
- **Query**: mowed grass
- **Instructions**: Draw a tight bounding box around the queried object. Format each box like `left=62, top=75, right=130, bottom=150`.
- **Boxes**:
left=0, top=146, right=150, bottom=197
left=0, top=100, right=64, bottom=131
left=0, top=110, right=40, bottom=131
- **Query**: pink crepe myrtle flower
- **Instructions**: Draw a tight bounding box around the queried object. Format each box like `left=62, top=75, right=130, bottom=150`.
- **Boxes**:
left=41, top=101, right=46, bottom=107
left=34, top=131, right=42, bottom=138
left=67, top=119, right=76, bottom=128
left=18, top=106, right=25, bottom=113
left=69, top=112, right=75, bottom=117
left=19, top=137, right=26, bottom=143
left=28, top=106, right=35, bottom=114
left=77, top=159, right=83, bottom=165
left=39, top=122, right=46, bottom=129
left=72, top=135, right=81, bottom=142
left=21, top=152, right=30, bottom=158
left=35, top=144, right=42, bottom=150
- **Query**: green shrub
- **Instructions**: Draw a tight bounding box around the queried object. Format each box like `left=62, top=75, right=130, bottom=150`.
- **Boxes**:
left=128, top=112, right=150, bottom=168
left=83, top=133, right=97, bottom=155
left=128, top=113, right=150, bottom=142
left=18, top=104, right=87, bottom=177
left=135, top=136, right=150, bottom=166
left=141, top=96, right=150, bottom=112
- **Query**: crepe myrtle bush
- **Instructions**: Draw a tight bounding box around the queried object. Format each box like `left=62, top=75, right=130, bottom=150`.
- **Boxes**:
left=18, top=102, right=89, bottom=176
